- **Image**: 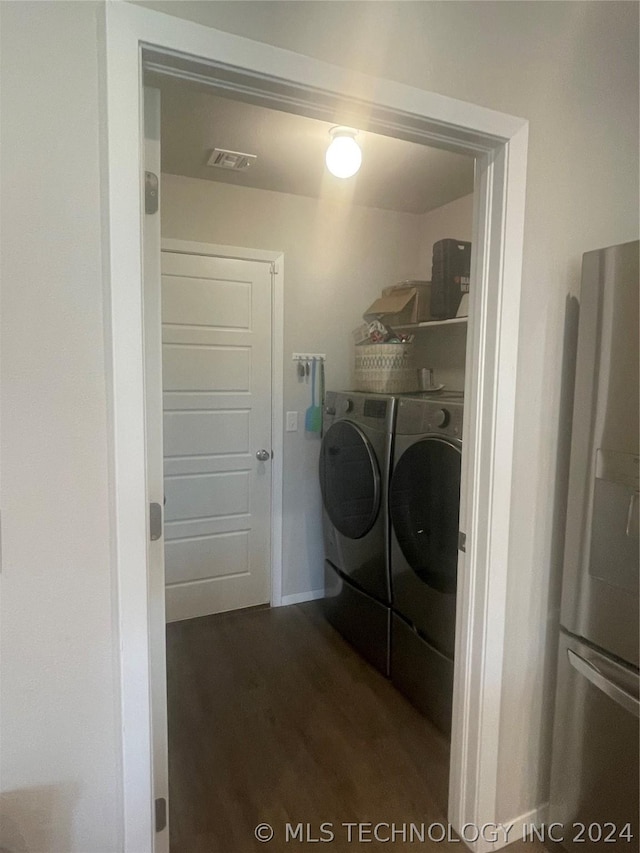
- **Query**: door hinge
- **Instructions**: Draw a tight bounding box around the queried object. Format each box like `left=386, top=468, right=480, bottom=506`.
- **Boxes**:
left=145, top=171, right=159, bottom=214
left=150, top=502, right=163, bottom=541
left=271, top=262, right=279, bottom=275
left=458, top=531, right=466, bottom=553
left=155, top=797, right=167, bottom=833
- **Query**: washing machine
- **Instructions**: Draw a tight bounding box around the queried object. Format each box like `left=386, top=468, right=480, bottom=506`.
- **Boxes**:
left=388, top=392, right=463, bottom=734
left=319, top=390, right=396, bottom=675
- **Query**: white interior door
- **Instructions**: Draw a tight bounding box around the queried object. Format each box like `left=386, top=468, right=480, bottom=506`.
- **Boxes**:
left=162, top=249, right=273, bottom=622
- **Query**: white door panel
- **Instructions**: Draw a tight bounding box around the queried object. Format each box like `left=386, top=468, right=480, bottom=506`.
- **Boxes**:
left=163, top=390, right=251, bottom=409
left=161, top=251, right=255, bottom=279
left=161, top=249, right=272, bottom=622
left=163, top=454, right=252, bottom=477
left=162, top=344, right=251, bottom=392
left=164, top=471, right=250, bottom=521
left=165, top=512, right=251, bottom=540
left=165, top=530, right=249, bottom=584
left=163, top=409, right=250, bottom=456
left=162, top=276, right=251, bottom=329
left=164, top=574, right=264, bottom=622
left=162, top=326, right=252, bottom=346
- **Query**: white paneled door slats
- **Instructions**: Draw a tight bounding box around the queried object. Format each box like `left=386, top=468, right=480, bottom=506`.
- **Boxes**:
left=161, top=251, right=273, bottom=621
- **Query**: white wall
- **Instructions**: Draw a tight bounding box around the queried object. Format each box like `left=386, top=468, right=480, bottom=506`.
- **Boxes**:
left=419, top=193, right=474, bottom=274
left=1, top=1, right=638, bottom=848
left=0, top=3, right=120, bottom=853
left=160, top=174, right=426, bottom=596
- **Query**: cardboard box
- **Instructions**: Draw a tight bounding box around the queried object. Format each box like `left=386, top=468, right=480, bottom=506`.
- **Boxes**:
left=363, top=281, right=431, bottom=326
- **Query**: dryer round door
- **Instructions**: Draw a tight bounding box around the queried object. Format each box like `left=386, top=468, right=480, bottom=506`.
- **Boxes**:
left=319, top=421, right=381, bottom=540
left=389, top=437, right=461, bottom=593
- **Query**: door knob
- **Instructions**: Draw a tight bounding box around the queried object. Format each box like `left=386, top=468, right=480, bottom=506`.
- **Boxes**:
left=256, top=449, right=270, bottom=461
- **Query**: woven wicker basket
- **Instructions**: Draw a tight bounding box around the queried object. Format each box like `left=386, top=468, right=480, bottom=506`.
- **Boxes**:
left=354, top=343, right=418, bottom=394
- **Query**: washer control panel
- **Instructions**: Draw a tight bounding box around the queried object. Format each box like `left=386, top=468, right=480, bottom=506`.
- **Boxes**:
left=323, top=391, right=396, bottom=432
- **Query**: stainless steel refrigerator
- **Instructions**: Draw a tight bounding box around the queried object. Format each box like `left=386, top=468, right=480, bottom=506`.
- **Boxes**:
left=549, top=240, right=639, bottom=851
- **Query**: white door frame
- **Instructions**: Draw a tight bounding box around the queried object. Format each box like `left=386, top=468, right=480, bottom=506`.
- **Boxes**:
left=160, top=238, right=285, bottom=611
left=102, top=4, right=529, bottom=852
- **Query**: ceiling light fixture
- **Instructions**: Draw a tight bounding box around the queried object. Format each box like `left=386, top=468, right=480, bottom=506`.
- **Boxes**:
left=325, top=127, right=362, bottom=179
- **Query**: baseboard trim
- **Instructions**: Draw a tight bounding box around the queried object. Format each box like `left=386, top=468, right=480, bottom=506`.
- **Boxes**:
left=506, top=803, right=549, bottom=848
left=465, top=803, right=548, bottom=853
left=279, top=588, right=325, bottom=607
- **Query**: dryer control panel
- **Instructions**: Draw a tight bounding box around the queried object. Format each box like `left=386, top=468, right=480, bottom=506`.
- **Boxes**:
left=396, top=397, right=463, bottom=438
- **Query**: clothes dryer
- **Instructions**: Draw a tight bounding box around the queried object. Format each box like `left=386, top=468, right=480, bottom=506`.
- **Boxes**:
left=388, top=393, right=463, bottom=733
left=319, top=391, right=396, bottom=675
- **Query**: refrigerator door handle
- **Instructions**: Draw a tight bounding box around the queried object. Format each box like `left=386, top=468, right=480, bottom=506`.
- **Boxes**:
left=626, top=490, right=639, bottom=538
left=568, top=649, right=640, bottom=718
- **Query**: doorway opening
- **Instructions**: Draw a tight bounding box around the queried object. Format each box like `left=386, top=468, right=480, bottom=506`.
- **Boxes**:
left=103, top=6, right=528, bottom=851
left=147, top=72, right=476, bottom=849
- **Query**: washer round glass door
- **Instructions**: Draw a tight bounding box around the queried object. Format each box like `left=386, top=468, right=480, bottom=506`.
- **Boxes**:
left=319, top=421, right=381, bottom=540
left=389, top=437, right=461, bottom=593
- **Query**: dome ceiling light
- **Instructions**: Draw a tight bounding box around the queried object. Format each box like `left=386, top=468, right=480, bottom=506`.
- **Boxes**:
left=325, top=127, right=362, bottom=179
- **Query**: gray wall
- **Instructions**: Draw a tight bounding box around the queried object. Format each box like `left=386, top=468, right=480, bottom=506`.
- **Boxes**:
left=1, top=1, right=638, bottom=848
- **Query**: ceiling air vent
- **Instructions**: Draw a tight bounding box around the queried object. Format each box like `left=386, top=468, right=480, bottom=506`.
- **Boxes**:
left=207, top=148, right=257, bottom=171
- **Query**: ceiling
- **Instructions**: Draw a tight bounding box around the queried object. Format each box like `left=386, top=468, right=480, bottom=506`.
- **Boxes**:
left=152, top=77, right=474, bottom=215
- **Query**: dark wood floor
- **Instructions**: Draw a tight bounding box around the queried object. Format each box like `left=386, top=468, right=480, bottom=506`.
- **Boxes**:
left=166, top=603, right=544, bottom=852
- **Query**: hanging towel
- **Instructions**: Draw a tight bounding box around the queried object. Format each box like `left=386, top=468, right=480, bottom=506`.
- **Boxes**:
left=304, top=360, right=322, bottom=433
